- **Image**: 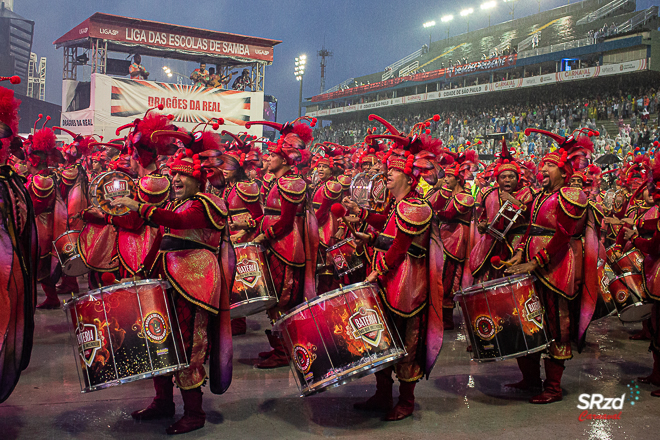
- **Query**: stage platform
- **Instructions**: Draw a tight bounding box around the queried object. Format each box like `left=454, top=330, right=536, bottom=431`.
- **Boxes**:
left=1, top=283, right=657, bottom=440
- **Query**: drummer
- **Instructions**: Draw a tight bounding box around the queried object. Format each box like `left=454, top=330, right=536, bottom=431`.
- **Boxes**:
left=470, top=141, right=533, bottom=284
left=625, top=158, right=660, bottom=397
left=111, top=144, right=233, bottom=435
left=246, top=117, right=319, bottom=369
left=505, top=128, right=595, bottom=404
left=215, top=131, right=264, bottom=335
left=24, top=116, right=68, bottom=309
left=310, top=143, right=345, bottom=294
left=82, top=111, right=175, bottom=281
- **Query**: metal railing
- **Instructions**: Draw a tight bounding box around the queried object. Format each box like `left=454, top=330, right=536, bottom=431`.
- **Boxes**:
left=321, top=77, right=355, bottom=95
left=616, top=6, right=658, bottom=33
left=518, top=37, right=594, bottom=59
left=399, top=61, right=419, bottom=77
left=382, top=48, right=423, bottom=80
left=576, top=0, right=635, bottom=25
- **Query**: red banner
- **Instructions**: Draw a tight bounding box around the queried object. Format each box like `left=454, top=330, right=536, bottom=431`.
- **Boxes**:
left=311, top=68, right=446, bottom=103
left=54, top=14, right=277, bottom=63
left=446, top=55, right=517, bottom=78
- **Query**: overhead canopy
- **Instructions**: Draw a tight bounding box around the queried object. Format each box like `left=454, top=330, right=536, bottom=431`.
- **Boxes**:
left=53, top=12, right=281, bottom=64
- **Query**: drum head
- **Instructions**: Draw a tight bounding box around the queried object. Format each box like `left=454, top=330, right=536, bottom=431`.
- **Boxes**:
left=95, top=171, right=135, bottom=216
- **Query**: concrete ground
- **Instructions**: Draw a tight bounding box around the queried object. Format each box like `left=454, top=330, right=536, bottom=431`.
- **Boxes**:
left=1, top=281, right=658, bottom=440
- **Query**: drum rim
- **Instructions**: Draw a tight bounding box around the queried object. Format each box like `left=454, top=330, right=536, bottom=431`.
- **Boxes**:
left=300, top=349, right=406, bottom=396
left=273, top=281, right=377, bottom=329
left=470, top=341, right=553, bottom=363
left=618, top=302, right=654, bottom=322
left=80, top=363, right=189, bottom=393
left=64, top=278, right=172, bottom=308
left=327, top=236, right=356, bottom=252
left=456, top=274, right=534, bottom=297
left=608, top=271, right=643, bottom=283
left=54, top=230, right=82, bottom=241
left=616, top=248, right=643, bottom=261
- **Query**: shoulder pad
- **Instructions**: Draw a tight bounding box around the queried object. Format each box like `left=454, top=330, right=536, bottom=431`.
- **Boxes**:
left=32, top=174, right=55, bottom=193
left=277, top=175, right=307, bottom=203
left=236, top=180, right=261, bottom=203
left=513, top=186, right=534, bottom=204
left=480, top=185, right=498, bottom=200
left=439, top=185, right=452, bottom=199
left=138, top=174, right=171, bottom=205
left=263, top=173, right=275, bottom=184
left=337, top=174, right=351, bottom=189
left=196, top=193, right=228, bottom=230
left=559, top=187, right=587, bottom=219
left=589, top=200, right=605, bottom=217
left=395, top=198, right=432, bottom=235
left=61, top=166, right=79, bottom=185
left=322, top=180, right=343, bottom=200
left=453, top=192, right=475, bottom=214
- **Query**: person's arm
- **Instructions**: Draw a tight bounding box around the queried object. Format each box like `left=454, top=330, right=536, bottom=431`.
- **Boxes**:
left=138, top=200, right=212, bottom=229
left=264, top=196, right=298, bottom=241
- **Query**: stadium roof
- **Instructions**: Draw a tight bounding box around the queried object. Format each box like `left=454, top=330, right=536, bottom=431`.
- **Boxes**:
left=53, top=12, right=281, bottom=64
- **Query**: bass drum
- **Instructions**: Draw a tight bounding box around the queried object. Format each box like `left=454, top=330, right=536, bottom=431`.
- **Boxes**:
left=274, top=282, right=406, bottom=396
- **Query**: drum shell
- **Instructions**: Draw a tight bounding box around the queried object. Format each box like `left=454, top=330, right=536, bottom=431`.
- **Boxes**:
left=53, top=230, right=89, bottom=277
left=230, top=243, right=277, bottom=318
left=592, top=261, right=617, bottom=320
left=608, top=272, right=653, bottom=322
left=609, top=248, right=644, bottom=275
left=63, top=280, right=188, bottom=392
left=455, top=275, right=551, bottom=362
left=327, top=238, right=363, bottom=277
left=274, top=282, right=406, bottom=396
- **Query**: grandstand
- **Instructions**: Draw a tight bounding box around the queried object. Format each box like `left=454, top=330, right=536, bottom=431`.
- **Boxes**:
left=304, top=0, right=659, bottom=122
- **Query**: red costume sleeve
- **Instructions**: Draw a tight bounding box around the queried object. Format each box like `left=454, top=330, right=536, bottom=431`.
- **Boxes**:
left=315, top=195, right=334, bottom=226
left=140, top=200, right=213, bottom=229
left=105, top=210, right=146, bottom=231
left=81, top=209, right=107, bottom=225
left=264, top=197, right=298, bottom=241
left=378, top=230, right=415, bottom=273
left=361, top=208, right=388, bottom=230
left=30, top=192, right=50, bottom=216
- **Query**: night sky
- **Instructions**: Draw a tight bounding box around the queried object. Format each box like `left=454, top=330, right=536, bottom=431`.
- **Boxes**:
left=14, top=0, right=656, bottom=124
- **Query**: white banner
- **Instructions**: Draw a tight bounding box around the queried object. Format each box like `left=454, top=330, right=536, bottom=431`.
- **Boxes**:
left=61, top=73, right=264, bottom=140
left=307, top=59, right=647, bottom=118
left=59, top=108, right=95, bottom=136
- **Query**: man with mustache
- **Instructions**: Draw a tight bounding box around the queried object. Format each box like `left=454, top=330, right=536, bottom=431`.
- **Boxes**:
left=505, top=128, right=595, bottom=404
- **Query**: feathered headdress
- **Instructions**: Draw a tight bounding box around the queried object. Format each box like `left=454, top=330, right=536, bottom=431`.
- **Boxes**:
left=525, top=127, right=597, bottom=179
left=53, top=126, right=101, bottom=165
left=0, top=86, right=21, bottom=164
left=311, top=142, right=346, bottom=171
left=217, top=130, right=263, bottom=171
left=245, top=116, right=316, bottom=165
left=25, top=114, right=63, bottom=167
left=493, top=138, right=521, bottom=178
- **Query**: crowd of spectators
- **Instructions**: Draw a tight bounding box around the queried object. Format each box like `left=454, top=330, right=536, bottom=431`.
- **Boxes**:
left=312, top=83, right=660, bottom=159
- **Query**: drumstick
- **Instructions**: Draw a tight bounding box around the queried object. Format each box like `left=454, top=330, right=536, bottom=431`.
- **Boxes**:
left=491, top=256, right=513, bottom=267
left=331, top=203, right=358, bottom=235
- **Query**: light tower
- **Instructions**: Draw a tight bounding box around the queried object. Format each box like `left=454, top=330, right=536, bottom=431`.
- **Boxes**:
left=318, top=45, right=332, bottom=93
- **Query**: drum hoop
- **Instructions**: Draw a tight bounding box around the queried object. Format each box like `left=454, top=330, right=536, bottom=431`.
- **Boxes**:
left=273, top=282, right=376, bottom=329
left=54, top=230, right=82, bottom=242
left=65, top=279, right=172, bottom=308
left=610, top=271, right=641, bottom=282
left=327, top=237, right=355, bottom=252
left=618, top=249, right=642, bottom=260
left=457, top=274, right=534, bottom=297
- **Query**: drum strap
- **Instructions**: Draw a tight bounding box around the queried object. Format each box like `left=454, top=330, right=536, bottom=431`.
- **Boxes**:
left=443, top=219, right=470, bottom=226
left=160, top=236, right=217, bottom=253
left=373, top=235, right=426, bottom=258
left=264, top=207, right=305, bottom=217
left=528, top=225, right=555, bottom=236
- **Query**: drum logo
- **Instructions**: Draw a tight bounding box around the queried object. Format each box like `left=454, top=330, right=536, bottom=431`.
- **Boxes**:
left=103, top=179, right=130, bottom=200
left=615, top=289, right=629, bottom=303
left=292, top=343, right=317, bottom=374
left=144, top=312, right=169, bottom=344
left=372, top=179, right=386, bottom=203
left=76, top=323, right=102, bottom=367
left=63, top=242, right=75, bottom=254
left=474, top=315, right=499, bottom=341
left=524, top=295, right=544, bottom=329
left=236, top=258, right=261, bottom=288
left=332, top=252, right=348, bottom=270
left=349, top=307, right=385, bottom=347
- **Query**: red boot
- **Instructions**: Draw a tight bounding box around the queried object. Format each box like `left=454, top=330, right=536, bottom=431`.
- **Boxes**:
left=258, top=330, right=276, bottom=359
left=56, top=275, right=80, bottom=295
left=530, top=358, right=564, bottom=404
left=630, top=320, right=651, bottom=340
left=638, top=351, right=660, bottom=386
left=354, top=367, right=394, bottom=411
left=384, top=381, right=416, bottom=421
left=37, top=284, right=61, bottom=309
left=231, top=318, right=247, bottom=336
left=166, top=387, right=205, bottom=435
left=256, top=332, right=289, bottom=369
left=505, top=352, right=542, bottom=391
left=131, top=376, right=175, bottom=420
left=443, top=308, right=455, bottom=330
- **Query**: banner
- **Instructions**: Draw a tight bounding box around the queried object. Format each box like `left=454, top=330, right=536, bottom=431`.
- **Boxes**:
left=61, top=74, right=264, bottom=140
left=446, top=55, right=518, bottom=78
